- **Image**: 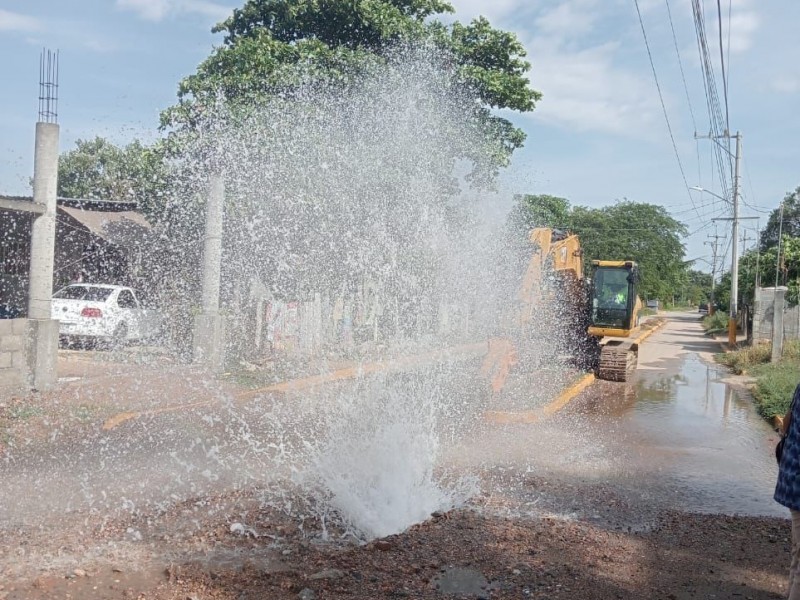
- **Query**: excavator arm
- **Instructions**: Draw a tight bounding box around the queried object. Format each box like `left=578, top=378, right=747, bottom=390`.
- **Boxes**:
left=480, top=228, right=585, bottom=396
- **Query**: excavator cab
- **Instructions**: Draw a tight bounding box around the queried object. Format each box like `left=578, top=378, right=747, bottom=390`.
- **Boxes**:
left=590, top=261, right=640, bottom=335
left=588, top=260, right=642, bottom=381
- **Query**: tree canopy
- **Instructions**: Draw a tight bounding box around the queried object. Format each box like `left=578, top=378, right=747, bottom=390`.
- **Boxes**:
left=506, top=194, right=570, bottom=233
left=761, top=186, right=800, bottom=250
left=161, top=0, right=540, bottom=182
left=507, top=195, right=691, bottom=303
left=709, top=184, right=800, bottom=309
left=57, top=137, right=170, bottom=222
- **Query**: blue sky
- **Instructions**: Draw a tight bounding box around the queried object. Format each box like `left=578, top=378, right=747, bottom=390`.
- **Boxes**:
left=1, top=0, right=799, bottom=271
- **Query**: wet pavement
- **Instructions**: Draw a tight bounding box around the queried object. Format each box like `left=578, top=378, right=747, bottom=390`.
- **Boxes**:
left=449, top=311, right=785, bottom=527
left=592, top=311, right=782, bottom=518
left=0, top=312, right=793, bottom=598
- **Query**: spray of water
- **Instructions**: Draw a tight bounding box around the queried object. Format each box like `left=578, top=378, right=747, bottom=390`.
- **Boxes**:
left=159, top=46, right=512, bottom=538
left=295, top=373, right=480, bottom=540
left=0, top=44, right=568, bottom=563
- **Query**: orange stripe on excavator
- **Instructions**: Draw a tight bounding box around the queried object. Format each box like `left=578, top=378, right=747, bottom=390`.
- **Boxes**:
left=588, top=326, right=634, bottom=338
left=479, top=338, right=518, bottom=394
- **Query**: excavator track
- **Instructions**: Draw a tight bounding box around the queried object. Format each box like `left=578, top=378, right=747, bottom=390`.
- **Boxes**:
left=597, top=345, right=637, bottom=382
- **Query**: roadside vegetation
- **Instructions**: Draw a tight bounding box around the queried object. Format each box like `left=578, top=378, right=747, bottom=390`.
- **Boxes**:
left=702, top=311, right=728, bottom=335
left=661, top=304, right=696, bottom=312
left=716, top=340, right=800, bottom=419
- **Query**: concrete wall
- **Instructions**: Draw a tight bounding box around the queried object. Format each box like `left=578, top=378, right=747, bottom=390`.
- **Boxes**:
left=753, top=286, right=800, bottom=343
left=0, top=318, right=29, bottom=393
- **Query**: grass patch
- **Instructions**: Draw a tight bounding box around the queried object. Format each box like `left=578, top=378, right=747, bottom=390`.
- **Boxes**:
left=8, top=403, right=43, bottom=420
left=717, top=340, right=800, bottom=375
left=639, top=307, right=657, bottom=317
left=71, top=404, right=96, bottom=423
left=702, top=311, right=728, bottom=334
left=716, top=340, right=800, bottom=419
left=716, top=343, right=772, bottom=374
left=750, top=361, right=800, bottom=419
left=662, top=304, right=695, bottom=312
left=0, top=426, right=11, bottom=446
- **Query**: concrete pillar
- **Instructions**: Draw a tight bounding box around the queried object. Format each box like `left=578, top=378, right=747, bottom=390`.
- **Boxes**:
left=201, top=175, right=223, bottom=314
left=26, top=122, right=60, bottom=390
left=28, top=122, right=59, bottom=319
left=772, top=287, right=787, bottom=363
left=193, top=175, right=226, bottom=372
left=26, top=319, right=59, bottom=390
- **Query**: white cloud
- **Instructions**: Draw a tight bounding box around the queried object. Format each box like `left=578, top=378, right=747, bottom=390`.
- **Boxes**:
left=533, top=0, right=599, bottom=41
left=725, top=9, right=759, bottom=54
left=0, top=9, right=42, bottom=32
left=116, top=0, right=231, bottom=22
left=447, top=0, right=527, bottom=23
left=772, top=77, right=800, bottom=94
left=693, top=0, right=759, bottom=55
left=514, top=0, right=664, bottom=137
left=527, top=41, right=661, bottom=137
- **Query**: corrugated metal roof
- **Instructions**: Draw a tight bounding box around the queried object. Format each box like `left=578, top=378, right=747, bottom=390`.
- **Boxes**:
left=58, top=205, right=151, bottom=247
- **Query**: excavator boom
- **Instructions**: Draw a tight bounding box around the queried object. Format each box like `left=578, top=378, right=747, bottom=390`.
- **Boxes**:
left=481, top=228, right=643, bottom=397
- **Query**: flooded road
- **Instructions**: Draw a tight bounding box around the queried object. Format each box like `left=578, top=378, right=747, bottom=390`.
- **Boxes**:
left=450, top=311, right=785, bottom=526
left=609, top=311, right=781, bottom=517
left=582, top=349, right=782, bottom=518
left=0, top=312, right=793, bottom=599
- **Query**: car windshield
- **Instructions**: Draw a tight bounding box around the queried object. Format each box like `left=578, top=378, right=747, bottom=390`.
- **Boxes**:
left=53, top=286, right=113, bottom=302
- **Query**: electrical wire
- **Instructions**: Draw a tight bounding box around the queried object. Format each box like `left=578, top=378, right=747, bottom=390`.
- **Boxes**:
left=665, top=0, right=697, bottom=132
left=692, top=0, right=733, bottom=201
left=633, top=0, right=702, bottom=220
left=726, top=0, right=732, bottom=99
left=716, top=0, right=729, bottom=135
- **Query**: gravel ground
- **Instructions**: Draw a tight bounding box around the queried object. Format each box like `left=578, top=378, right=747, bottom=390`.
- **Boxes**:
left=1, top=496, right=790, bottom=600
left=1, top=320, right=792, bottom=600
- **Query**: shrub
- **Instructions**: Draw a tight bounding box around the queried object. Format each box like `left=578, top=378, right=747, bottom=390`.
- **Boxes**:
left=716, top=343, right=771, bottom=374
left=751, top=361, right=800, bottom=419
left=702, top=311, right=728, bottom=334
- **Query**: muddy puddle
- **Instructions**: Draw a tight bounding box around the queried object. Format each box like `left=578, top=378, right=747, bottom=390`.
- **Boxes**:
left=447, top=347, right=785, bottom=531
left=608, top=352, right=782, bottom=517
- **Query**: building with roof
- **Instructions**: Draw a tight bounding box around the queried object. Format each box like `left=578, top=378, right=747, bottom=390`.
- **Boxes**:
left=0, top=195, right=152, bottom=316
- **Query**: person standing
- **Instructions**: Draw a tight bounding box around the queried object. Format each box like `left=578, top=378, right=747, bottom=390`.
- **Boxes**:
left=775, top=384, right=800, bottom=599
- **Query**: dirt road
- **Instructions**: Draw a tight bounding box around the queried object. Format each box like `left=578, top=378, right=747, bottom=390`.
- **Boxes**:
left=0, top=312, right=792, bottom=599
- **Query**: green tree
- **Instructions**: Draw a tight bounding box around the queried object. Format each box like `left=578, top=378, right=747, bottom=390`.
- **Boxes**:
left=57, top=137, right=171, bottom=222
left=568, top=201, right=688, bottom=302
left=686, top=269, right=713, bottom=305
left=508, top=197, right=690, bottom=302
left=507, top=194, right=570, bottom=233
left=761, top=186, right=800, bottom=250
left=718, top=236, right=800, bottom=309
left=161, top=0, right=540, bottom=182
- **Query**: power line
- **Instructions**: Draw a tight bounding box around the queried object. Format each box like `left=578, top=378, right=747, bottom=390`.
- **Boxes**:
left=665, top=0, right=697, bottom=132
left=692, top=0, right=733, bottom=201
left=633, top=0, right=701, bottom=220
left=726, top=0, right=732, bottom=99
left=716, top=0, right=730, bottom=135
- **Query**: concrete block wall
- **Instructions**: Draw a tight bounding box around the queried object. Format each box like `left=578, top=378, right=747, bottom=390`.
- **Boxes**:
left=753, top=286, right=800, bottom=343
left=0, top=318, right=29, bottom=393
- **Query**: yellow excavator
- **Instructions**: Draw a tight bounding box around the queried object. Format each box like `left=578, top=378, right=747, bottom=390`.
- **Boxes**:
left=587, top=259, right=643, bottom=381
left=480, top=228, right=643, bottom=395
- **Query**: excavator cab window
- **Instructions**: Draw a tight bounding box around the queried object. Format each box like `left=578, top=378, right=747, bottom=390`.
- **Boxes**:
left=591, top=266, right=636, bottom=329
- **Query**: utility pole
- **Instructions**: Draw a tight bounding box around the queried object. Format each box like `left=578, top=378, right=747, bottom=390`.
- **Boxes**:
left=775, top=201, right=785, bottom=289
left=694, top=130, right=744, bottom=345
left=741, top=230, right=751, bottom=254
left=729, top=132, right=742, bottom=347
left=706, top=233, right=722, bottom=316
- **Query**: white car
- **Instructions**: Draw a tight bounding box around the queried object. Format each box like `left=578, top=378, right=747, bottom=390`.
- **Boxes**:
left=51, top=284, right=161, bottom=345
